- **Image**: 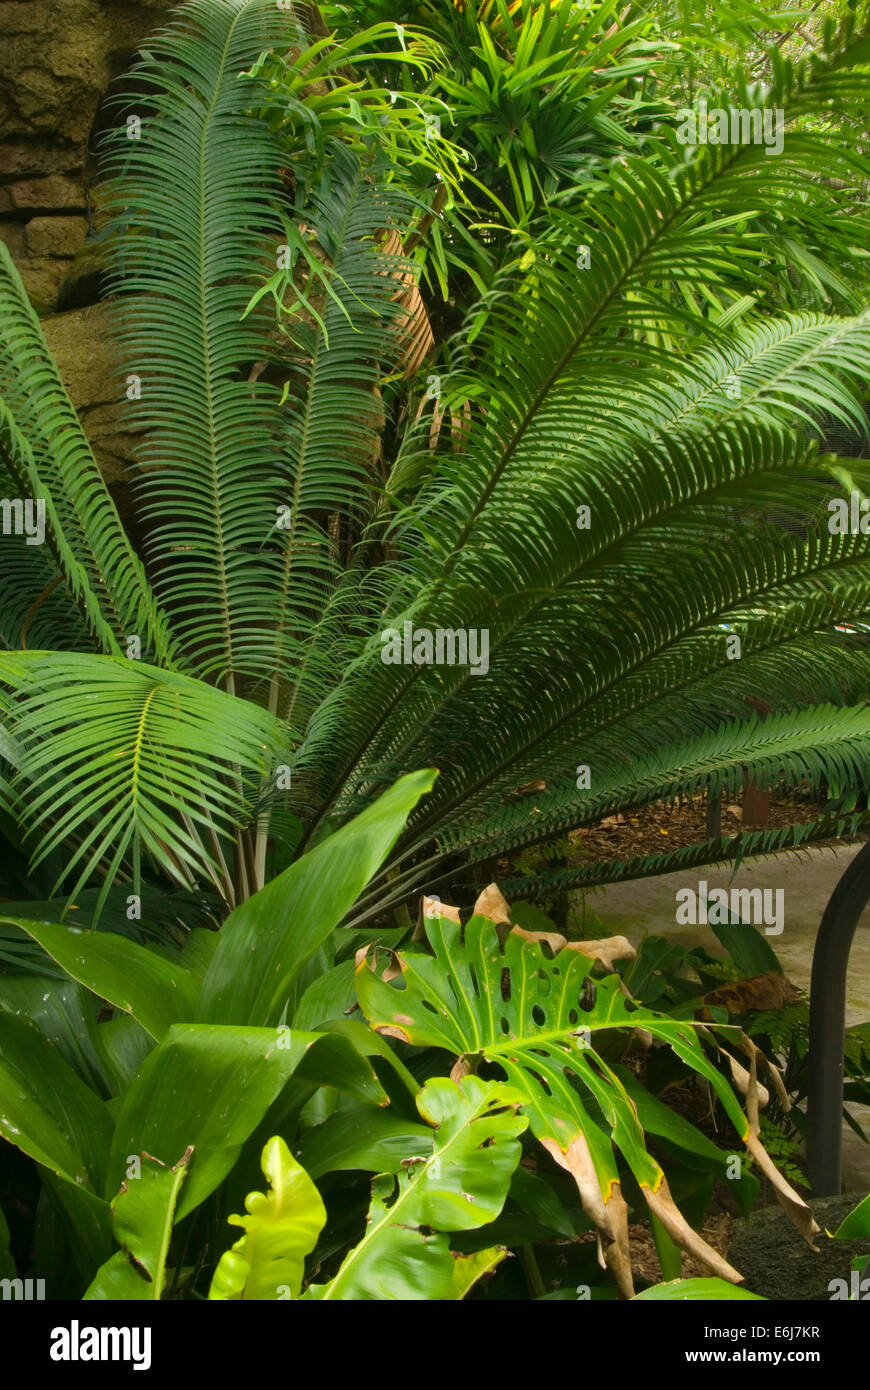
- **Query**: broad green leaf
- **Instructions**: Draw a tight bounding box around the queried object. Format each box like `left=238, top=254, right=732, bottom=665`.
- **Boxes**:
left=0, top=972, right=110, bottom=1093
left=834, top=1191, right=870, bottom=1240
left=209, top=1137, right=326, bottom=1301
left=84, top=1148, right=192, bottom=1300
left=92, top=1015, right=155, bottom=1097
left=447, top=1247, right=507, bottom=1299
left=633, top=1277, right=764, bottom=1300
left=315, top=1016, right=420, bottom=1102
left=624, top=937, right=688, bottom=1001
left=0, top=1010, right=113, bottom=1191
left=708, top=915, right=782, bottom=977
left=297, top=1106, right=432, bottom=1179
left=198, top=769, right=437, bottom=1026
left=309, top=1076, right=526, bottom=1300
left=291, top=959, right=356, bottom=1031
left=0, top=1011, right=114, bottom=1278
left=0, top=917, right=200, bottom=1040
left=106, top=1024, right=374, bottom=1219
left=291, top=1030, right=387, bottom=1107
left=509, top=1165, right=576, bottom=1239
left=175, top=928, right=220, bottom=982
left=41, top=1171, right=112, bottom=1283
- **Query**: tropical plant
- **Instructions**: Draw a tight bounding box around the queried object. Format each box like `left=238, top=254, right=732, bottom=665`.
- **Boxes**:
left=207, top=1078, right=526, bottom=1301
left=0, top=771, right=445, bottom=1299
left=631, top=1275, right=764, bottom=1300
left=355, top=886, right=816, bottom=1297
left=0, top=792, right=816, bottom=1299
left=3, top=0, right=870, bottom=932
left=311, top=0, right=678, bottom=308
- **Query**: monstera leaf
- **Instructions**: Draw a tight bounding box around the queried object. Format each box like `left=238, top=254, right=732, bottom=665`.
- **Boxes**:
left=357, top=892, right=815, bottom=1296
left=209, top=1079, right=521, bottom=1301
left=308, top=1075, right=526, bottom=1300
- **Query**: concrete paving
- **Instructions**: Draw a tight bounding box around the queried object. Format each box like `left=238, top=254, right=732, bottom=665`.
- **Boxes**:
left=587, top=843, right=870, bottom=1189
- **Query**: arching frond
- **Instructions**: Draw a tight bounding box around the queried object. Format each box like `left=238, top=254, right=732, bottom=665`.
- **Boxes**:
left=0, top=653, right=288, bottom=917
left=0, top=249, right=172, bottom=662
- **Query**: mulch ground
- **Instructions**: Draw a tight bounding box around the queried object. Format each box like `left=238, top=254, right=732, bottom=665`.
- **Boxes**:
left=570, top=788, right=866, bottom=863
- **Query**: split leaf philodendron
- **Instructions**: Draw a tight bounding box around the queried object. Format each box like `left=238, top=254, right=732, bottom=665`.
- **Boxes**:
left=356, top=890, right=819, bottom=1298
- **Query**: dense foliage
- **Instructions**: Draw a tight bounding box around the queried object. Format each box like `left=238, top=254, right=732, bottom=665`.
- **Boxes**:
left=1, top=0, right=869, bottom=1302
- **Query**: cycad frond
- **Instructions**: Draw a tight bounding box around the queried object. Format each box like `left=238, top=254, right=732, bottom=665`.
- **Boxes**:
left=297, top=27, right=870, bottom=820
left=99, top=0, right=301, bottom=686
left=499, top=809, right=870, bottom=902
left=0, top=248, right=172, bottom=662
left=0, top=463, right=94, bottom=653
left=264, top=146, right=422, bottom=726
left=437, top=704, right=870, bottom=862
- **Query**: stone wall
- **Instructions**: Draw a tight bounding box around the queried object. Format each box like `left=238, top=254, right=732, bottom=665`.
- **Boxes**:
left=0, top=1, right=175, bottom=482
left=0, top=0, right=174, bottom=313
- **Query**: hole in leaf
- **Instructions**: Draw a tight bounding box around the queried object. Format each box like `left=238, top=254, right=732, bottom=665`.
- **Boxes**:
left=579, top=980, right=597, bottom=1012
left=527, top=1069, right=552, bottom=1096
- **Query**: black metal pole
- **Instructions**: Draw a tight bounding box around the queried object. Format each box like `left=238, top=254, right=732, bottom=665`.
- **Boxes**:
left=807, top=840, right=870, bottom=1197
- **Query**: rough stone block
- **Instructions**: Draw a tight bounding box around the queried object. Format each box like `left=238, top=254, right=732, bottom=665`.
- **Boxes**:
left=23, top=214, right=88, bottom=257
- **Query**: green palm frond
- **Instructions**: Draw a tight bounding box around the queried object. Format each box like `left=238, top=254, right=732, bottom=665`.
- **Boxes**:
left=298, top=29, right=870, bottom=818
left=98, top=0, right=302, bottom=687
left=0, top=250, right=173, bottom=662
left=437, top=704, right=870, bottom=860
left=300, top=355, right=870, bottom=843
left=3, top=0, right=870, bottom=925
left=0, top=652, right=287, bottom=917
left=498, top=809, right=870, bottom=901
left=284, top=23, right=870, bottom=895
left=0, top=463, right=94, bottom=653
left=263, top=145, right=422, bottom=728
